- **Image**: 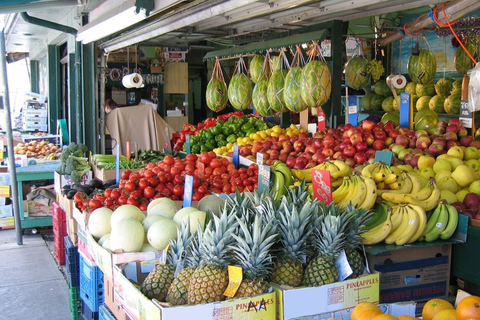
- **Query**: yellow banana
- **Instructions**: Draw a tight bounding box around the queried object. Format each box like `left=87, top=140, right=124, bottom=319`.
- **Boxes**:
left=390, top=205, right=404, bottom=232
left=388, top=181, right=402, bottom=190
left=377, top=172, right=412, bottom=196
left=385, top=205, right=410, bottom=244
left=291, top=169, right=306, bottom=181
left=324, top=161, right=339, bottom=177
left=379, top=163, right=393, bottom=175
left=381, top=192, right=406, bottom=204
left=361, top=211, right=393, bottom=245
left=331, top=178, right=344, bottom=188
left=383, top=173, right=399, bottom=185
left=395, top=205, right=420, bottom=245
left=332, top=178, right=351, bottom=204
left=403, top=185, right=441, bottom=211
left=361, top=163, right=376, bottom=178
left=423, top=201, right=449, bottom=242
left=342, top=176, right=367, bottom=209
left=372, top=172, right=385, bottom=183
left=331, top=160, right=351, bottom=179
left=406, top=204, right=428, bottom=244
left=358, top=176, right=378, bottom=210
left=439, top=204, right=459, bottom=240
left=408, top=178, right=434, bottom=201
left=376, top=182, right=386, bottom=190
left=408, top=174, right=423, bottom=195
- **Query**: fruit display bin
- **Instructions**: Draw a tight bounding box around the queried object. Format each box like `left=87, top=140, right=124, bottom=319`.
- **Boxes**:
left=65, top=235, right=80, bottom=287
left=69, top=283, right=81, bottom=320
left=79, top=253, right=105, bottom=312
left=452, top=224, right=480, bottom=291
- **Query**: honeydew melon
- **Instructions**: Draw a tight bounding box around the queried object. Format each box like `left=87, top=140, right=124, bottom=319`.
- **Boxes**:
left=110, top=218, right=145, bottom=253
left=147, top=197, right=177, bottom=213
left=142, top=214, right=167, bottom=233
left=147, top=219, right=180, bottom=251
left=88, top=207, right=113, bottom=239
left=148, top=202, right=178, bottom=219
left=110, top=205, right=145, bottom=229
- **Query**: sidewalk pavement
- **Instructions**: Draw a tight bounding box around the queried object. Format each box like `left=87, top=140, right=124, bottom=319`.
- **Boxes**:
left=0, top=228, right=72, bottom=320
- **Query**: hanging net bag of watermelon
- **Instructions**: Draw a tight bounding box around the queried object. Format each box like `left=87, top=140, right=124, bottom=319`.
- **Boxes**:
left=284, top=45, right=308, bottom=114
left=206, top=57, right=228, bottom=112
left=407, top=35, right=437, bottom=85
left=300, top=41, right=332, bottom=131
left=228, top=56, right=253, bottom=111
left=252, top=51, right=276, bottom=118
left=267, top=48, right=290, bottom=117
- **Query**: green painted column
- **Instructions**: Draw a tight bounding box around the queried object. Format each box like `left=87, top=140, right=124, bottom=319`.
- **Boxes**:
left=82, top=42, right=96, bottom=153
left=47, top=45, right=60, bottom=135
left=68, top=53, right=77, bottom=144
left=30, top=60, right=39, bottom=93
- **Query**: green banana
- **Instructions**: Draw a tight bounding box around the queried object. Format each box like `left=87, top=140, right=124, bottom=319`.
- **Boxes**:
left=273, top=160, right=293, bottom=187
left=422, top=201, right=444, bottom=236
left=364, top=203, right=389, bottom=230
left=272, top=170, right=286, bottom=200
left=439, top=204, right=459, bottom=240
left=423, top=202, right=449, bottom=242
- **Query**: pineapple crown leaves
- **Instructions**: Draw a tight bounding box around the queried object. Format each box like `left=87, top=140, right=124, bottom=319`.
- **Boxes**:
left=313, top=213, right=351, bottom=259
left=341, top=204, right=374, bottom=250
left=185, top=228, right=202, bottom=269
left=167, top=219, right=193, bottom=266
left=198, top=207, right=239, bottom=267
left=229, top=213, right=278, bottom=280
left=285, top=179, right=311, bottom=205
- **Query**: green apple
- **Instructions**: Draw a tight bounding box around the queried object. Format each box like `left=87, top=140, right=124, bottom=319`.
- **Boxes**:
left=451, top=164, right=476, bottom=187
left=391, top=144, right=405, bottom=156
left=468, top=180, right=480, bottom=196
left=440, top=190, right=458, bottom=204
left=433, top=159, right=452, bottom=173
left=398, top=148, right=412, bottom=161
left=435, top=169, right=452, bottom=183
left=417, top=155, right=435, bottom=170
left=447, top=146, right=464, bottom=160
left=437, top=176, right=459, bottom=194
left=464, top=159, right=480, bottom=172
left=419, top=167, right=435, bottom=180
left=463, top=146, right=480, bottom=161
left=437, top=154, right=464, bottom=170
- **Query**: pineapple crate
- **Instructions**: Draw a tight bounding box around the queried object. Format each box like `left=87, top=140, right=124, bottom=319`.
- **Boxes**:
left=99, top=305, right=117, bottom=320
left=65, top=235, right=80, bottom=287
left=69, top=283, right=82, bottom=320
left=80, top=253, right=105, bottom=312
left=81, top=299, right=99, bottom=320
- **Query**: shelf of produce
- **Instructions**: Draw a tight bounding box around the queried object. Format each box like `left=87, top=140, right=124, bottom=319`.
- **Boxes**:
left=14, top=161, right=60, bottom=229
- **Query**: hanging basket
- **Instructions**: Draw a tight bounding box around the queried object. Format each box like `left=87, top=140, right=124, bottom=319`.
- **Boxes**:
left=252, top=52, right=276, bottom=117
left=228, top=56, right=253, bottom=110
left=267, top=49, right=289, bottom=113
left=206, top=58, right=228, bottom=112
left=284, top=45, right=308, bottom=113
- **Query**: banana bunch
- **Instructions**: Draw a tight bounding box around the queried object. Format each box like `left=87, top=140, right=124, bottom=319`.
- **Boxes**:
left=362, top=162, right=415, bottom=193
left=381, top=177, right=441, bottom=212
left=421, top=200, right=459, bottom=242
left=271, top=160, right=294, bottom=200
left=39, top=152, right=59, bottom=160
left=362, top=202, right=428, bottom=246
left=332, top=173, right=377, bottom=210
left=291, top=160, right=351, bottom=187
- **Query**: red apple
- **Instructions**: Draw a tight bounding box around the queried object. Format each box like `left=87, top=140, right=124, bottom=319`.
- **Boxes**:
left=343, top=146, right=357, bottom=158
left=452, top=201, right=466, bottom=211
left=388, top=128, right=400, bottom=140
left=470, top=140, right=480, bottom=149
left=362, top=120, right=376, bottom=131
left=474, top=212, right=480, bottom=221
left=403, top=153, right=414, bottom=166
left=354, top=152, right=367, bottom=165
left=437, top=120, right=449, bottom=128
left=432, top=138, right=447, bottom=148
left=304, top=145, right=316, bottom=155
left=427, top=143, right=445, bottom=156
left=461, top=209, right=475, bottom=219
left=350, top=132, right=364, bottom=145
left=278, top=152, right=288, bottom=163
left=416, top=136, right=432, bottom=150
left=410, top=154, right=421, bottom=169
left=365, top=149, right=377, bottom=160
left=446, top=124, right=459, bottom=133
left=285, top=157, right=296, bottom=168
left=409, top=137, right=417, bottom=149
left=458, top=126, right=468, bottom=137
left=344, top=157, right=356, bottom=167
left=332, top=151, right=343, bottom=160
left=460, top=135, right=474, bottom=147
left=449, top=118, right=462, bottom=127
left=322, top=147, right=334, bottom=158
left=374, top=130, right=387, bottom=140
left=322, top=135, right=335, bottom=147
left=294, top=156, right=309, bottom=169
left=385, top=137, right=394, bottom=147
left=464, top=193, right=480, bottom=209
left=355, top=141, right=369, bottom=153
left=364, top=133, right=375, bottom=146
left=372, top=139, right=386, bottom=151
left=447, top=140, right=461, bottom=149
left=395, top=134, right=410, bottom=147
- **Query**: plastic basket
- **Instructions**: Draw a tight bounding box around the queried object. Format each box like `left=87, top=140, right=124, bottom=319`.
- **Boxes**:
left=81, top=299, right=99, bottom=320
left=69, top=283, right=81, bottom=319
left=79, top=254, right=104, bottom=312
left=52, top=202, right=67, bottom=237
left=54, top=237, right=65, bottom=265
left=98, top=305, right=116, bottom=320
left=65, top=236, right=80, bottom=287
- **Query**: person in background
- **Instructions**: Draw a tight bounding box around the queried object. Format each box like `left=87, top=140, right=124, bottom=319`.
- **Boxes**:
left=105, top=99, right=118, bottom=113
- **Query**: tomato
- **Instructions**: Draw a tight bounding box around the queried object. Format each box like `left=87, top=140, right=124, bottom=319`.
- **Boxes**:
left=211, top=179, right=223, bottom=190
left=243, top=179, right=253, bottom=187
left=192, top=176, right=201, bottom=188
left=93, top=192, right=106, bottom=202
left=152, top=166, right=162, bottom=174
left=209, top=158, right=222, bottom=169
left=129, top=173, right=141, bottom=182
left=173, top=185, right=184, bottom=197
left=199, top=152, right=211, bottom=164
left=121, top=170, right=132, bottom=180
left=244, top=185, right=254, bottom=192
left=204, top=167, right=213, bottom=177
left=139, top=203, right=148, bottom=211
left=105, top=199, right=114, bottom=208
left=212, top=167, right=225, bottom=176
left=74, top=192, right=87, bottom=204
left=104, top=189, right=112, bottom=198
left=127, top=196, right=139, bottom=207
left=88, top=199, right=102, bottom=209
left=173, top=174, right=184, bottom=185
left=207, top=151, right=216, bottom=159
left=143, top=170, right=156, bottom=179
left=155, top=184, right=166, bottom=193
left=248, top=163, right=258, bottom=172
left=192, top=192, right=203, bottom=201
left=162, top=188, right=173, bottom=198
left=226, top=163, right=236, bottom=174
left=138, top=178, right=150, bottom=190
left=110, top=189, right=120, bottom=199
left=220, top=157, right=230, bottom=167
left=185, top=163, right=195, bottom=174
left=174, top=161, right=186, bottom=171
left=222, top=184, right=232, bottom=193
left=147, top=177, right=159, bottom=187
left=157, top=173, right=167, bottom=184
left=146, top=162, right=156, bottom=170
left=240, top=173, right=248, bottom=180
left=185, top=153, right=197, bottom=162
left=125, top=181, right=137, bottom=192
left=130, top=190, right=142, bottom=199
left=170, top=166, right=182, bottom=176
left=163, top=155, right=175, bottom=165
left=197, top=185, right=208, bottom=194
left=143, top=186, right=155, bottom=199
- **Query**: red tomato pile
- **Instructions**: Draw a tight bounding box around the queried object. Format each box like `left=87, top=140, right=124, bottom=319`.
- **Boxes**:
left=74, top=151, right=258, bottom=212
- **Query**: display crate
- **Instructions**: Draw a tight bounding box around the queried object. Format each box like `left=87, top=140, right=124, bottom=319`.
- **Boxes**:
left=65, top=235, right=80, bottom=287
left=99, top=305, right=117, bottom=320
left=80, top=254, right=105, bottom=312
left=69, top=283, right=82, bottom=320
left=54, top=233, right=65, bottom=265
left=52, top=202, right=66, bottom=234
left=81, top=299, right=99, bottom=320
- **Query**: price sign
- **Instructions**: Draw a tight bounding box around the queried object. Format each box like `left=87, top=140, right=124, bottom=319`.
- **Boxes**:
left=256, top=152, right=264, bottom=165
left=312, top=169, right=332, bottom=204
left=348, top=95, right=358, bottom=127
left=374, top=151, right=393, bottom=165
left=233, top=144, right=239, bottom=169
left=223, top=266, right=243, bottom=298
left=399, top=92, right=412, bottom=129
left=257, top=164, right=271, bottom=194
left=317, top=107, right=326, bottom=132
left=116, top=144, right=121, bottom=184
left=0, top=185, right=10, bottom=198
left=185, top=134, right=191, bottom=154
left=183, top=174, right=194, bottom=208
left=460, top=100, right=472, bottom=128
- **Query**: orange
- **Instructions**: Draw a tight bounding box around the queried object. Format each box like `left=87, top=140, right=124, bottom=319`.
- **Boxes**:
left=371, top=313, right=398, bottom=320
left=351, top=302, right=383, bottom=320
left=357, top=309, right=384, bottom=320
left=456, top=295, right=480, bottom=320
left=397, top=315, right=419, bottom=320
left=432, top=309, right=457, bottom=320
left=422, top=298, right=455, bottom=320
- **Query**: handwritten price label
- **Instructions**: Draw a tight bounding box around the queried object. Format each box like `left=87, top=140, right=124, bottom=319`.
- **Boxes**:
left=257, top=164, right=271, bottom=194
left=312, top=169, right=332, bottom=204
left=317, top=107, right=326, bottom=132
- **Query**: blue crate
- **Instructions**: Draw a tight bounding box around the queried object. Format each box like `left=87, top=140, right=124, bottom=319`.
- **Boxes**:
left=79, top=254, right=104, bottom=312
left=81, top=299, right=99, bottom=320
left=98, top=305, right=116, bottom=320
left=65, top=236, right=80, bottom=287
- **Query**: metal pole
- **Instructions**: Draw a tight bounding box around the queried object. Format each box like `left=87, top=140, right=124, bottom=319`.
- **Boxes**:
left=0, top=29, right=23, bottom=245
left=100, top=52, right=106, bottom=154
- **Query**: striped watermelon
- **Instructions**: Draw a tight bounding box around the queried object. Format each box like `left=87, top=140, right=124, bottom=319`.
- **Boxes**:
left=228, top=73, right=252, bottom=110
left=454, top=43, right=477, bottom=74
left=206, top=78, right=228, bottom=112
left=300, top=60, right=331, bottom=108
left=284, top=66, right=308, bottom=112
left=250, top=55, right=270, bottom=84
left=407, top=49, right=437, bottom=84
left=345, top=57, right=371, bottom=89
left=267, top=69, right=287, bottom=113
left=252, top=77, right=275, bottom=117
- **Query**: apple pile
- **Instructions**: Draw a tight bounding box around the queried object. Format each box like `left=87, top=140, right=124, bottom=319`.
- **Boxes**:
left=452, top=193, right=480, bottom=221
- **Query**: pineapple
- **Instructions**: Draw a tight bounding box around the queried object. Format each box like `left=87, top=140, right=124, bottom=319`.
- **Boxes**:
left=269, top=195, right=315, bottom=287
left=229, top=209, right=278, bottom=298
left=166, top=228, right=202, bottom=305
left=187, top=207, right=238, bottom=304
left=302, top=204, right=353, bottom=287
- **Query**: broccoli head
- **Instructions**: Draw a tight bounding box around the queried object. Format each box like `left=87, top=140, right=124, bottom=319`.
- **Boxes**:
left=65, top=156, right=91, bottom=182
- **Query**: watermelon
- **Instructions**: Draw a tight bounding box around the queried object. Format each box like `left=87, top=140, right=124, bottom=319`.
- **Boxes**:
left=360, top=92, right=376, bottom=111
left=267, top=70, right=287, bottom=113
left=371, top=95, right=386, bottom=111
left=271, top=56, right=281, bottom=72
left=381, top=111, right=400, bottom=126
left=228, top=73, right=253, bottom=110
left=300, top=60, right=332, bottom=108
left=253, top=77, right=275, bottom=117
left=374, top=80, right=393, bottom=97
left=415, top=95, right=432, bottom=111
left=408, top=49, right=437, bottom=84
left=284, top=66, right=307, bottom=112
left=345, top=57, right=371, bottom=89
left=414, top=108, right=439, bottom=123
left=429, top=95, right=446, bottom=113
left=404, top=82, right=417, bottom=95
left=454, top=43, right=477, bottom=74
left=250, top=55, right=270, bottom=83
left=451, top=79, right=462, bottom=95
left=411, top=95, right=420, bottom=112
left=435, top=78, right=453, bottom=98
left=416, top=83, right=436, bottom=97
left=206, top=78, right=228, bottom=112
left=382, top=96, right=395, bottom=112
left=415, top=116, right=438, bottom=131
left=444, top=94, right=461, bottom=114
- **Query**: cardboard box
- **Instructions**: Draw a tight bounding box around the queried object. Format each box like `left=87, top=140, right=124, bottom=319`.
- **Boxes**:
left=23, top=124, right=48, bottom=132
left=23, top=199, right=53, bottom=216
left=25, top=92, right=47, bottom=103
left=104, top=274, right=128, bottom=320
left=0, top=216, right=14, bottom=229
left=22, top=134, right=60, bottom=145
left=57, top=194, right=77, bottom=245
left=0, top=204, right=13, bottom=218
left=113, top=261, right=276, bottom=320
left=317, top=301, right=416, bottom=320
left=54, top=171, right=93, bottom=194
left=23, top=109, right=48, bottom=117
left=92, top=164, right=141, bottom=182
left=22, top=116, right=47, bottom=125
left=367, top=244, right=452, bottom=304
left=274, top=273, right=380, bottom=320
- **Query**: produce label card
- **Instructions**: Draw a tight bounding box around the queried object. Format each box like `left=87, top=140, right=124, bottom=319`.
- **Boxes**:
left=399, top=92, right=411, bottom=129
left=223, top=265, right=243, bottom=298
left=0, top=185, right=10, bottom=198
left=312, top=169, right=332, bottom=204
left=185, top=134, right=191, bottom=154
left=256, top=152, right=264, bottom=165
left=233, top=144, right=239, bottom=169
left=257, top=164, right=270, bottom=194
left=317, top=107, right=326, bottom=132
left=183, top=174, right=194, bottom=208
left=460, top=100, right=472, bottom=128
left=374, top=151, right=393, bottom=165
left=348, top=95, right=358, bottom=127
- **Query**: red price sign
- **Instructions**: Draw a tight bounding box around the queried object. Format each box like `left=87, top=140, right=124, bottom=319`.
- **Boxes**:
left=317, top=107, right=326, bottom=132
left=312, top=169, right=332, bottom=204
